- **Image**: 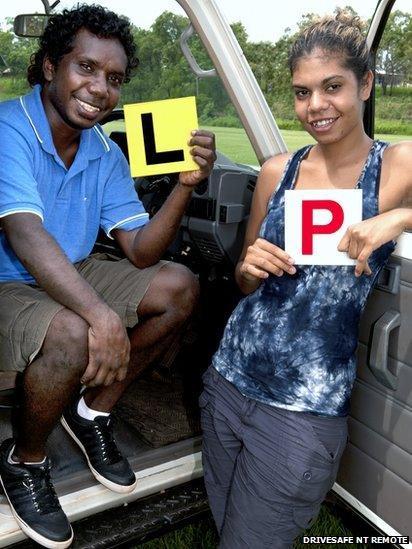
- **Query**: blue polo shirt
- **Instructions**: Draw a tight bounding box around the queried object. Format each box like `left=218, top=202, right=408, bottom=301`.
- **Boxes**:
left=0, top=85, right=149, bottom=283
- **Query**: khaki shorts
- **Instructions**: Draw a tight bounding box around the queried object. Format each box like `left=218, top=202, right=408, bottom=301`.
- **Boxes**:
left=0, top=253, right=168, bottom=372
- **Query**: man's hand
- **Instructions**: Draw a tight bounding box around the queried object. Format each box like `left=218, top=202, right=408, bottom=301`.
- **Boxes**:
left=178, top=130, right=216, bottom=188
left=114, top=130, right=216, bottom=268
left=81, top=308, right=130, bottom=387
left=338, top=208, right=408, bottom=277
left=240, top=238, right=296, bottom=281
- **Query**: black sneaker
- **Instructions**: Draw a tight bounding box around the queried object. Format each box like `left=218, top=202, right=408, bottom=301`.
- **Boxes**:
left=0, top=439, right=73, bottom=549
left=61, top=400, right=137, bottom=493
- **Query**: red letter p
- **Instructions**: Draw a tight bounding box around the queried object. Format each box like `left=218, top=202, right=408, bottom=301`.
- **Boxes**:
left=302, top=200, right=344, bottom=255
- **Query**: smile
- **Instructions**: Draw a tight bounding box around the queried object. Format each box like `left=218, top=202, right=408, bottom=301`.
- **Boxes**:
left=74, top=98, right=102, bottom=113
left=310, top=117, right=337, bottom=128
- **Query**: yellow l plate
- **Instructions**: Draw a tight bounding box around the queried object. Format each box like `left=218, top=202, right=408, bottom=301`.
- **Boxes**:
left=124, top=96, right=199, bottom=177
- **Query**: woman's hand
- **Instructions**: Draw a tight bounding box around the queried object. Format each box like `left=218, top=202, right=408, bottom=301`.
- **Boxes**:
left=338, top=208, right=409, bottom=277
left=240, top=237, right=296, bottom=281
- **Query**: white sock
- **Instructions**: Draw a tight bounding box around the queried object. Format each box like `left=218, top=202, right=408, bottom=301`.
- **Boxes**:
left=77, top=396, right=110, bottom=421
left=7, top=444, right=46, bottom=466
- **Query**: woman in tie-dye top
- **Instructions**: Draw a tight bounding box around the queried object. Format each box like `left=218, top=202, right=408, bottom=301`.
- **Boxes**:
left=201, top=11, right=412, bottom=549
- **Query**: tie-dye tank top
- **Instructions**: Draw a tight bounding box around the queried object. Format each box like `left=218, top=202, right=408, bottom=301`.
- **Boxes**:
left=212, top=141, right=395, bottom=417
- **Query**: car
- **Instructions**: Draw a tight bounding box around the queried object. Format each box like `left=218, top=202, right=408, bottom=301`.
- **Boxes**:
left=0, top=0, right=411, bottom=546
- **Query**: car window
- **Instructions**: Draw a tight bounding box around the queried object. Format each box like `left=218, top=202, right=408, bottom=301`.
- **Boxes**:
left=76, top=0, right=259, bottom=166
left=375, top=0, right=412, bottom=142
left=222, top=0, right=411, bottom=161
left=0, top=0, right=260, bottom=165
left=375, top=0, right=412, bottom=220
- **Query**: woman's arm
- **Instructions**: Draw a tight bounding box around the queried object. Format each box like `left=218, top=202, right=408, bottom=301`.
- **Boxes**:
left=235, top=153, right=296, bottom=294
left=338, top=208, right=411, bottom=276
left=338, top=141, right=412, bottom=276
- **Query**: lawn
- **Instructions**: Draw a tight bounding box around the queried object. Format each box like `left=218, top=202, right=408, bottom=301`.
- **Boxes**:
left=203, top=125, right=412, bottom=166
left=102, top=120, right=411, bottom=168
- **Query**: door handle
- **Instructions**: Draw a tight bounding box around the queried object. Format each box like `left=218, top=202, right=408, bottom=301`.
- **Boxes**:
left=368, top=310, right=400, bottom=390
left=180, top=24, right=217, bottom=78
left=374, top=264, right=401, bottom=294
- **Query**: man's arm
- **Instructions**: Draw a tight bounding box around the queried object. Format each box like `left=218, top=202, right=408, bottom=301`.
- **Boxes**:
left=1, top=213, right=130, bottom=386
left=114, top=130, right=216, bottom=267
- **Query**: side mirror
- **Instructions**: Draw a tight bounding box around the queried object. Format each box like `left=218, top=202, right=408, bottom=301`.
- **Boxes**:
left=14, top=14, right=50, bottom=38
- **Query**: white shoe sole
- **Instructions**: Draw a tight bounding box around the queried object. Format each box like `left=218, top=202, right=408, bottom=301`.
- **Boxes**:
left=0, top=474, right=73, bottom=549
left=60, top=417, right=137, bottom=494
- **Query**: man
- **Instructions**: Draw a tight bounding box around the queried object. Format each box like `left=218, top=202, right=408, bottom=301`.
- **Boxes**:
left=0, top=5, right=215, bottom=548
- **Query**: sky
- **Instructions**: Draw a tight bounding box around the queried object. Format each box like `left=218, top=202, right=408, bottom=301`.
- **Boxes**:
left=1, top=0, right=410, bottom=43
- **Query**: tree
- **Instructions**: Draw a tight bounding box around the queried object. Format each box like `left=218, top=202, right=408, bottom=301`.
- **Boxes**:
left=0, top=8, right=410, bottom=129
left=0, top=18, right=36, bottom=80
left=121, top=13, right=243, bottom=124
left=375, top=11, right=411, bottom=95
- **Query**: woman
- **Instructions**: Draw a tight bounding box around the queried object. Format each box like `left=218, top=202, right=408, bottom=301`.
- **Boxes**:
left=200, top=12, right=412, bottom=549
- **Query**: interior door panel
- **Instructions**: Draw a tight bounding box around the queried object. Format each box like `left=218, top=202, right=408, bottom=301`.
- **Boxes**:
left=337, top=255, right=412, bottom=537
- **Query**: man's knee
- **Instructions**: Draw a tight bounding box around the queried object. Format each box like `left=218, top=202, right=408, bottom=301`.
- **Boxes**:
left=161, top=263, right=199, bottom=319
left=140, top=263, right=199, bottom=322
left=137, top=263, right=199, bottom=328
left=41, top=309, right=88, bottom=374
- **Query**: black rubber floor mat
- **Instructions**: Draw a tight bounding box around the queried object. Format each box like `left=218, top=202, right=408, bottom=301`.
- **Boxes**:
left=114, top=373, right=201, bottom=448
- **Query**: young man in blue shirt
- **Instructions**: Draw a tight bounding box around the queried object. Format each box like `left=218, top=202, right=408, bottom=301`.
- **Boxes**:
left=0, top=5, right=216, bottom=547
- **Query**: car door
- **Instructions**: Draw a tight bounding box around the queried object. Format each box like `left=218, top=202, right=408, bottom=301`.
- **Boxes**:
left=336, top=234, right=412, bottom=540
left=333, top=0, right=412, bottom=540
left=178, top=0, right=412, bottom=539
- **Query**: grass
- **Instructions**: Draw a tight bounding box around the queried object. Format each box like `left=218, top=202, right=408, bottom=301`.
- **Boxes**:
left=102, top=120, right=411, bottom=167
left=139, top=516, right=218, bottom=549
left=203, top=125, right=412, bottom=166
left=137, top=503, right=365, bottom=548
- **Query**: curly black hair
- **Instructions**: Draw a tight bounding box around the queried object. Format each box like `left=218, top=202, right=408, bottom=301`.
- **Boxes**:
left=27, top=4, right=139, bottom=87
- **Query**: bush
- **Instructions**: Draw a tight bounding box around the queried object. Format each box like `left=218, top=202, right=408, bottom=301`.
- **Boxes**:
left=0, top=77, right=29, bottom=100
left=375, top=85, right=412, bottom=98
left=275, top=118, right=302, bottom=131
left=199, top=115, right=242, bottom=128
left=199, top=115, right=411, bottom=135
left=374, top=119, right=412, bottom=135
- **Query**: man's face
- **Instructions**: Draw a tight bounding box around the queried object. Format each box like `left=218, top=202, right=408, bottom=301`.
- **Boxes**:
left=42, top=28, right=128, bottom=131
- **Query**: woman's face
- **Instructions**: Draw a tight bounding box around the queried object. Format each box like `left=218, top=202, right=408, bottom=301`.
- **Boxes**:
left=292, top=48, right=373, bottom=145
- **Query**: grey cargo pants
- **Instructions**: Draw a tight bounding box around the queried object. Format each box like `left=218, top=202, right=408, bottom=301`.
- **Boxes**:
left=200, top=366, right=348, bottom=548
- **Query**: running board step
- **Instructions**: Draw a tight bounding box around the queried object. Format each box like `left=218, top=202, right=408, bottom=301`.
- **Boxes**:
left=9, top=478, right=210, bottom=549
